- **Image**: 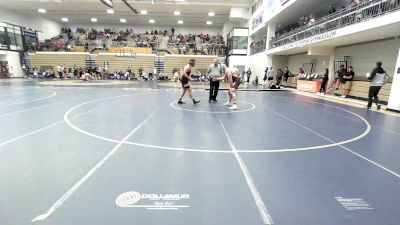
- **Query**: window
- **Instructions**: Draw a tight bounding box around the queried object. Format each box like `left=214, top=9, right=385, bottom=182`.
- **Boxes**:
left=0, top=27, right=8, bottom=49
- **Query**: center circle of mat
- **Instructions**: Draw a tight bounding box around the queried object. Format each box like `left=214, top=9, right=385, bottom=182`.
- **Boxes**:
left=64, top=93, right=371, bottom=154
left=169, top=98, right=256, bottom=113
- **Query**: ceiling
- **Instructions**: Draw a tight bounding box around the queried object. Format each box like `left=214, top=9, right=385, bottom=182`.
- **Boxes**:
left=0, top=0, right=253, bottom=27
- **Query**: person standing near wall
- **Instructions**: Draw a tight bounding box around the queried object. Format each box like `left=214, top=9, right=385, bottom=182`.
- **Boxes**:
left=367, top=62, right=389, bottom=110
left=242, top=70, right=247, bottom=83
left=267, top=67, right=274, bottom=87
left=342, top=66, right=354, bottom=98
left=246, top=68, right=252, bottom=83
left=317, top=68, right=329, bottom=95
left=207, top=58, right=225, bottom=103
left=263, top=67, right=269, bottom=86
left=283, top=67, right=290, bottom=87
left=276, top=68, right=283, bottom=86
left=337, top=65, right=346, bottom=87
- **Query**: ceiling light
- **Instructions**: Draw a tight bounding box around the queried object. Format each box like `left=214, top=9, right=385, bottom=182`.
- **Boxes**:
left=61, top=18, right=69, bottom=22
left=206, top=21, right=212, bottom=25
left=208, top=12, right=215, bottom=16
left=120, top=18, right=127, bottom=23
left=178, top=20, right=183, bottom=24
left=107, top=9, right=114, bottom=14
left=140, top=10, right=148, bottom=15
left=91, top=18, right=98, bottom=22
left=149, top=19, right=155, bottom=23
left=38, top=8, right=46, bottom=13
left=100, top=0, right=113, bottom=8
left=174, top=11, right=181, bottom=16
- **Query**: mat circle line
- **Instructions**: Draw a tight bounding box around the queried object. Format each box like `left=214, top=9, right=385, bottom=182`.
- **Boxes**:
left=169, top=98, right=256, bottom=113
left=0, top=90, right=57, bottom=107
left=63, top=92, right=371, bottom=153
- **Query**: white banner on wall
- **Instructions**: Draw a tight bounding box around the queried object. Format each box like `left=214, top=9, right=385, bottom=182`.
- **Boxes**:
left=281, top=31, right=337, bottom=50
left=252, top=11, right=264, bottom=31
left=388, top=48, right=400, bottom=111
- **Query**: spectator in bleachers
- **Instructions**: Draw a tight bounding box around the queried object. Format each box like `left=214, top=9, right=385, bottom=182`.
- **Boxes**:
left=329, top=65, right=347, bottom=90
left=329, top=6, right=337, bottom=14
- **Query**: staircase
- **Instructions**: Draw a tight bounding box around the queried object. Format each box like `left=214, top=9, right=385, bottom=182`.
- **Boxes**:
left=85, top=54, right=96, bottom=68
left=154, top=55, right=165, bottom=74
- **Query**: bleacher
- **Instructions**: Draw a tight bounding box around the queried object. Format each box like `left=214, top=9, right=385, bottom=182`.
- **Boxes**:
left=336, top=81, right=392, bottom=103
left=28, top=51, right=221, bottom=79
left=96, top=53, right=155, bottom=74
left=30, top=52, right=88, bottom=70
left=164, top=55, right=216, bottom=75
left=285, top=77, right=392, bottom=103
left=106, top=47, right=152, bottom=54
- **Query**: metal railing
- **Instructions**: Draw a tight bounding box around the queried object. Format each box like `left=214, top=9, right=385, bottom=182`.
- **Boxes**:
left=270, top=0, right=400, bottom=49
left=250, top=37, right=267, bottom=55
left=38, top=34, right=226, bottom=55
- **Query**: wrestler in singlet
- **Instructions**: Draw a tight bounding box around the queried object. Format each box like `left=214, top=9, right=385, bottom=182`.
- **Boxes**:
left=180, top=66, right=191, bottom=89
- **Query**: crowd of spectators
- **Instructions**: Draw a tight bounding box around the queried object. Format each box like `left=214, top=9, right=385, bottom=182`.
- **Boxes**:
left=167, top=33, right=226, bottom=55
left=250, top=37, right=266, bottom=55
left=36, top=27, right=226, bottom=56
left=271, top=0, right=400, bottom=48
left=24, top=64, right=168, bottom=81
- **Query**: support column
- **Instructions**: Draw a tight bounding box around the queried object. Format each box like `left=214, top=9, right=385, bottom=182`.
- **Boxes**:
left=266, top=22, right=276, bottom=67
left=308, top=46, right=336, bottom=79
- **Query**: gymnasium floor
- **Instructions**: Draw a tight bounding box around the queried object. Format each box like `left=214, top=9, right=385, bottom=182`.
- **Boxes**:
left=0, top=80, right=400, bottom=225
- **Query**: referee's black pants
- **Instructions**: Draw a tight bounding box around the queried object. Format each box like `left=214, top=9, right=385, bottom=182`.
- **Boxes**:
left=367, top=86, right=381, bottom=108
left=209, top=80, right=220, bottom=101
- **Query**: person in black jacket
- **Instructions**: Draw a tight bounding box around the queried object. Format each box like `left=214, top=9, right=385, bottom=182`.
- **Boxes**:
left=263, top=67, right=268, bottom=86
left=246, top=68, right=252, bottom=83
left=282, top=67, right=290, bottom=87
left=367, top=61, right=389, bottom=110
left=329, top=65, right=346, bottom=90
left=336, top=65, right=347, bottom=90
left=317, top=68, right=329, bottom=95
left=342, top=66, right=355, bottom=98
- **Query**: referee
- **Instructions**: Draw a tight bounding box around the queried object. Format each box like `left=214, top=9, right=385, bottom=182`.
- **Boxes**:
left=207, top=58, right=225, bottom=103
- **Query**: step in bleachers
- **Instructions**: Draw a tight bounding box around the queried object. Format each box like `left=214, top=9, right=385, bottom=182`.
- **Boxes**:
left=96, top=54, right=155, bottom=74
left=107, top=47, right=152, bottom=54
left=164, top=55, right=215, bottom=75
left=30, top=53, right=89, bottom=70
left=336, top=81, right=392, bottom=102
left=286, top=77, right=392, bottom=103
